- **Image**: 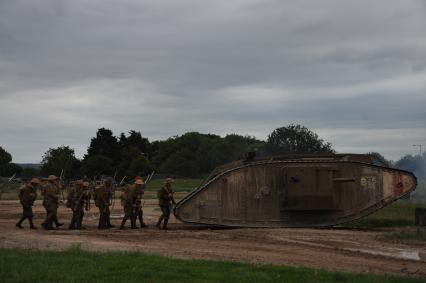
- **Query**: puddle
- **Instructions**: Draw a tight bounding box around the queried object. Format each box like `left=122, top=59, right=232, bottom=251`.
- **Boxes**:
left=347, top=248, right=422, bottom=261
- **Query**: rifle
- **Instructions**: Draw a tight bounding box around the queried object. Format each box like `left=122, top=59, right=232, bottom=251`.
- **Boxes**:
left=145, top=171, right=155, bottom=185
left=59, top=169, right=65, bottom=203
left=0, top=174, right=16, bottom=200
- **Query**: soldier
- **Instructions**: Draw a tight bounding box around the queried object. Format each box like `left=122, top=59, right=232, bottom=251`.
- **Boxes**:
left=41, top=175, right=64, bottom=230
left=156, top=178, right=176, bottom=230
left=16, top=178, right=41, bottom=229
left=93, top=178, right=114, bottom=229
left=134, top=177, right=148, bottom=228
left=119, top=179, right=144, bottom=229
left=67, top=180, right=91, bottom=230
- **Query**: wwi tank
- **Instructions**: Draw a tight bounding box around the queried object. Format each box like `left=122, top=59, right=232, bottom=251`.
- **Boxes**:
left=174, top=154, right=417, bottom=227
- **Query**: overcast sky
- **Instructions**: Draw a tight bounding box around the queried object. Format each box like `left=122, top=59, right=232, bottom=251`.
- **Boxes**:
left=1, top=0, right=425, bottom=163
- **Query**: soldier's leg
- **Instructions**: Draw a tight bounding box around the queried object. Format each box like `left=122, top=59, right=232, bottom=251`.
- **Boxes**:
left=41, top=204, right=48, bottom=229
left=69, top=208, right=76, bottom=229
left=52, top=206, right=63, bottom=228
left=29, top=217, right=36, bottom=229
left=79, top=209, right=85, bottom=229
left=26, top=206, right=36, bottom=229
left=162, top=206, right=170, bottom=230
left=130, top=205, right=137, bottom=229
left=44, top=206, right=56, bottom=230
left=138, top=207, right=147, bottom=228
left=156, top=205, right=167, bottom=229
left=76, top=208, right=83, bottom=230
left=98, top=205, right=106, bottom=229
left=52, top=205, right=63, bottom=227
left=106, top=206, right=114, bottom=228
left=119, top=205, right=131, bottom=229
left=16, top=216, right=25, bottom=228
left=16, top=205, right=26, bottom=228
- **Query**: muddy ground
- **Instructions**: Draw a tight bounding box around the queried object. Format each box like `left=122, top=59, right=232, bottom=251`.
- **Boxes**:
left=1, top=200, right=425, bottom=278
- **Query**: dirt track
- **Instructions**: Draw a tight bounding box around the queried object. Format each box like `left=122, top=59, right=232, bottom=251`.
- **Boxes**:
left=1, top=200, right=425, bottom=277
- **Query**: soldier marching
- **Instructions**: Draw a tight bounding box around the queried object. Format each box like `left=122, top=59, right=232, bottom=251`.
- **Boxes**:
left=16, top=178, right=41, bottom=229
left=13, top=175, right=174, bottom=231
left=156, top=178, right=176, bottom=230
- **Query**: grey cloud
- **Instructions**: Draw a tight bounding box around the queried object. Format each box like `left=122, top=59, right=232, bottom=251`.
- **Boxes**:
left=0, top=0, right=425, bottom=162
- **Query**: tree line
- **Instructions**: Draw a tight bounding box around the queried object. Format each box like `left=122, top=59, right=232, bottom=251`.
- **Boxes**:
left=2, top=124, right=425, bottom=180
left=1, top=124, right=336, bottom=179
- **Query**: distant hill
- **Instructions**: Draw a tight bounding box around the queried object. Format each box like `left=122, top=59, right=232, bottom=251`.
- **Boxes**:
left=16, top=163, right=41, bottom=169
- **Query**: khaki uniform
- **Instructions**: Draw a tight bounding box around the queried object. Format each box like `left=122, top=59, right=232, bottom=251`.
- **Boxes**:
left=135, top=187, right=147, bottom=228
left=41, top=181, right=61, bottom=230
left=119, top=185, right=138, bottom=229
left=93, top=183, right=113, bottom=229
left=156, top=184, right=175, bottom=229
left=16, top=183, right=37, bottom=228
left=67, top=185, right=90, bottom=229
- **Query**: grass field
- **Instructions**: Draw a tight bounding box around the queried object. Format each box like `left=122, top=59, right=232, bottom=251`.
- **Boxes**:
left=342, top=200, right=426, bottom=230
left=145, top=178, right=203, bottom=192
left=0, top=248, right=423, bottom=283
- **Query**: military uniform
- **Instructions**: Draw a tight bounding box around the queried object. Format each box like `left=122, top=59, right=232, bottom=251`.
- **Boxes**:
left=93, top=180, right=114, bottom=229
left=135, top=187, right=148, bottom=228
left=119, top=179, right=145, bottom=229
left=67, top=181, right=90, bottom=229
left=16, top=178, right=40, bottom=229
left=41, top=176, right=63, bottom=230
left=156, top=179, right=176, bottom=229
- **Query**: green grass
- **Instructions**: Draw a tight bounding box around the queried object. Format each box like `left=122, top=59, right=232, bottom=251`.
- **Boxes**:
left=342, top=200, right=426, bottom=229
left=145, top=178, right=203, bottom=192
left=0, top=248, right=423, bottom=283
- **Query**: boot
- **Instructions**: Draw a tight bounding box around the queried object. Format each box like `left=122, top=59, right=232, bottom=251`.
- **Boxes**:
left=29, top=218, right=37, bottom=229
left=106, top=217, right=115, bottom=228
left=43, top=222, right=56, bottom=230
left=119, top=219, right=127, bottom=230
left=131, top=218, right=137, bottom=229
left=139, top=219, right=148, bottom=228
left=69, top=216, right=76, bottom=229
left=98, top=215, right=106, bottom=229
left=162, top=219, right=169, bottom=230
left=55, top=220, right=64, bottom=227
left=156, top=217, right=163, bottom=229
left=16, top=217, right=25, bottom=229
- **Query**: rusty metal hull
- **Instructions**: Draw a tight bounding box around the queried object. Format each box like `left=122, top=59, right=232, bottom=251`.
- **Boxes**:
left=174, top=159, right=417, bottom=227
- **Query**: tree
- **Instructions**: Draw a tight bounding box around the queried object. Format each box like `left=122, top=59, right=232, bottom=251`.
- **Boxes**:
left=0, top=146, right=22, bottom=176
left=81, top=155, right=113, bottom=177
left=40, top=146, right=80, bottom=178
left=395, top=153, right=426, bottom=179
left=127, top=155, right=152, bottom=176
left=119, top=130, right=151, bottom=157
left=86, top=128, right=121, bottom=165
left=266, top=124, right=334, bottom=155
left=0, top=146, right=12, bottom=165
left=117, top=131, right=152, bottom=177
left=160, top=148, right=199, bottom=177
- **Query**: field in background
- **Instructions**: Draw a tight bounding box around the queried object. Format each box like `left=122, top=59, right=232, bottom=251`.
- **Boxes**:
left=0, top=178, right=203, bottom=200
left=0, top=248, right=423, bottom=283
left=343, top=200, right=426, bottom=229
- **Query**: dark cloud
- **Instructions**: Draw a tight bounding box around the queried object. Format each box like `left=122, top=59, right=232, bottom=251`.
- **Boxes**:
left=0, top=0, right=425, bottom=162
